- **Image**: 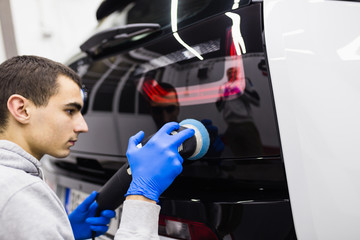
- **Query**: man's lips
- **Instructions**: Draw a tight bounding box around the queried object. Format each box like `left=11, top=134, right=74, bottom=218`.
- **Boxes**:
left=68, top=140, right=77, bottom=146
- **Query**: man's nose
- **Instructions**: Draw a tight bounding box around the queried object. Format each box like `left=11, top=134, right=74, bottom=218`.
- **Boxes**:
left=75, top=114, right=88, bottom=133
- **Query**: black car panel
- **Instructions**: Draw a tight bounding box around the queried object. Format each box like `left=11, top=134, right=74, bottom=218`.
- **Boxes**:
left=50, top=2, right=296, bottom=239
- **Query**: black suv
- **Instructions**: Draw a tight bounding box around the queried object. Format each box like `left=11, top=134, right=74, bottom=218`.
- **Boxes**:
left=44, top=0, right=296, bottom=239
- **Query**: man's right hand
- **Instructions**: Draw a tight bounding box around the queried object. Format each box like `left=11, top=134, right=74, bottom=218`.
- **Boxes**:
left=125, top=122, right=195, bottom=203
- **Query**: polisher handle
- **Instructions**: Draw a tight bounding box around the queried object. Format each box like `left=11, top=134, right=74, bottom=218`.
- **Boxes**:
left=96, top=162, right=131, bottom=213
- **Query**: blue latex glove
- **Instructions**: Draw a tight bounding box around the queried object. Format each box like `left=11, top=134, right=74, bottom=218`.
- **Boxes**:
left=68, top=191, right=116, bottom=240
left=125, top=122, right=195, bottom=202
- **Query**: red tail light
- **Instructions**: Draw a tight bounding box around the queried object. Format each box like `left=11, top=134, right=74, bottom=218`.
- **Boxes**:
left=159, top=215, right=218, bottom=240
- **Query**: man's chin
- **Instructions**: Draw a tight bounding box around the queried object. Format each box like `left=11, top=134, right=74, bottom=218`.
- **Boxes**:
left=49, top=150, right=71, bottom=159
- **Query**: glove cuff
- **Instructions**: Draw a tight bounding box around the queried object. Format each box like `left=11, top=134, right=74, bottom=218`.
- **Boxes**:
left=125, top=182, right=159, bottom=203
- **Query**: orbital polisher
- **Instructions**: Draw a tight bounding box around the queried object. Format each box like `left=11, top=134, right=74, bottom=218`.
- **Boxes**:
left=95, top=119, right=210, bottom=213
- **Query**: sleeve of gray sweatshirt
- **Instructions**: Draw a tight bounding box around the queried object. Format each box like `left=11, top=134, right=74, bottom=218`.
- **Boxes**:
left=114, top=200, right=161, bottom=240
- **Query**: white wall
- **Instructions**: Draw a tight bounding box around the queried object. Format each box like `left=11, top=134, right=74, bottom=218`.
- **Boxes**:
left=3, top=0, right=102, bottom=63
left=0, top=21, right=6, bottom=62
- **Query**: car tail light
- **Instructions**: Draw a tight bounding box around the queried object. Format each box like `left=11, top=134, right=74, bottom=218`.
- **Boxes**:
left=159, top=215, right=218, bottom=240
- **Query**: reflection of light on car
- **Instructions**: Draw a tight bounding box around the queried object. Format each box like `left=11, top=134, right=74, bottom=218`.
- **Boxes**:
left=130, top=40, right=220, bottom=74
left=337, top=35, right=360, bottom=60
left=171, top=0, right=203, bottom=60
left=139, top=15, right=247, bottom=106
left=141, top=56, right=245, bottom=106
left=225, top=12, right=246, bottom=55
left=142, top=80, right=178, bottom=104
left=232, top=0, right=241, bottom=9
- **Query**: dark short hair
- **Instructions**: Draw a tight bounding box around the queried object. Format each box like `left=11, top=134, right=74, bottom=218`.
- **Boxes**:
left=0, top=55, right=82, bottom=132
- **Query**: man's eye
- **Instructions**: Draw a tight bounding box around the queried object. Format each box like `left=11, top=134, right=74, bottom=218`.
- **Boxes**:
left=66, top=109, right=75, bottom=115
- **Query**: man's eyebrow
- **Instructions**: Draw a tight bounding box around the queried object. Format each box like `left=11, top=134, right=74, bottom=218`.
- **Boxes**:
left=64, top=102, right=82, bottom=111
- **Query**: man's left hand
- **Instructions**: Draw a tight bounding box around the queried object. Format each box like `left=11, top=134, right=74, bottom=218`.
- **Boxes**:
left=68, top=191, right=116, bottom=240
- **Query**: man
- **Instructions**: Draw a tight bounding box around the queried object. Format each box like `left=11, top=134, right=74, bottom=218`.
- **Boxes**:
left=0, top=55, right=194, bottom=239
left=216, top=67, right=262, bottom=156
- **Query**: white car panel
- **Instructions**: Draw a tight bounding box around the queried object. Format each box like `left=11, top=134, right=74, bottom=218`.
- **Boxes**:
left=264, top=0, right=360, bottom=239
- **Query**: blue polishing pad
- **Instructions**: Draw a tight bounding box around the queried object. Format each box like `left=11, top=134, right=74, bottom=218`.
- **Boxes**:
left=180, top=119, right=210, bottom=160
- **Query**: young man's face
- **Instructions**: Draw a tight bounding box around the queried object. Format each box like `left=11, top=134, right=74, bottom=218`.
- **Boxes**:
left=26, top=75, right=88, bottom=159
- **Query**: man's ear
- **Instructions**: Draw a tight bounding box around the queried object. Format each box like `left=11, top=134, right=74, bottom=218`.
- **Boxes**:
left=7, top=94, right=31, bottom=124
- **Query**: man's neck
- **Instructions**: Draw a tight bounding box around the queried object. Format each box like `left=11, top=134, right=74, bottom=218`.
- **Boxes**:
left=0, top=131, right=41, bottom=161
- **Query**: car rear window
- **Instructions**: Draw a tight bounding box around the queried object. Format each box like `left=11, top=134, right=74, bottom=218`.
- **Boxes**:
left=75, top=4, right=279, bottom=160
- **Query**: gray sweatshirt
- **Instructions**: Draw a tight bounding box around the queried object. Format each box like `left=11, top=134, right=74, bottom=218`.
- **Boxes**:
left=0, top=140, right=160, bottom=240
left=0, top=140, right=74, bottom=239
